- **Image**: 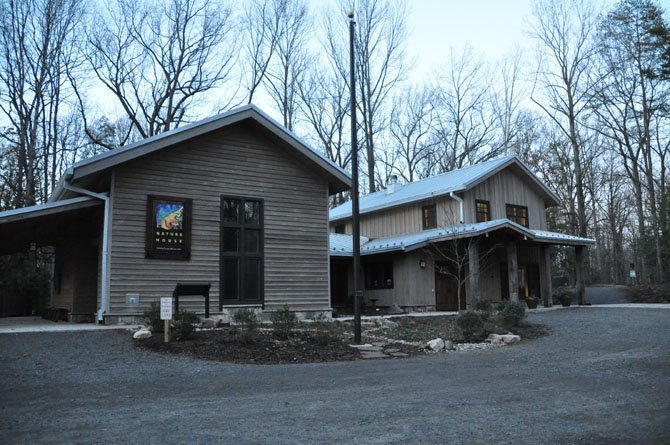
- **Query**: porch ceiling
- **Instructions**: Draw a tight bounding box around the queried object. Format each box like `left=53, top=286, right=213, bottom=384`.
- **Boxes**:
left=0, top=197, right=102, bottom=254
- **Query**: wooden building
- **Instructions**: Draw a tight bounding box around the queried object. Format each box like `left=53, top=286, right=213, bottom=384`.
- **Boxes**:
left=329, top=156, right=595, bottom=312
left=0, top=105, right=350, bottom=323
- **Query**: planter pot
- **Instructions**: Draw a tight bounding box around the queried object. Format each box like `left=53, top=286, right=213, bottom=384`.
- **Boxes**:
left=526, top=298, right=539, bottom=309
left=560, top=295, right=572, bottom=307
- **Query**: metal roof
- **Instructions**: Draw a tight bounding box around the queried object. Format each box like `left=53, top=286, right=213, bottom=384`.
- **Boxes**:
left=50, top=104, right=351, bottom=201
left=0, top=196, right=101, bottom=224
left=329, top=218, right=595, bottom=256
left=329, top=155, right=560, bottom=221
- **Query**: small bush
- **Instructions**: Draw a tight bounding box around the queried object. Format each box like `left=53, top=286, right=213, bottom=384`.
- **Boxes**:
left=496, top=300, right=526, bottom=327
left=143, top=302, right=162, bottom=333
left=173, top=310, right=199, bottom=341
left=475, top=300, right=492, bottom=312
left=232, top=308, right=259, bottom=344
left=311, top=313, right=335, bottom=346
left=456, top=311, right=485, bottom=342
left=270, top=305, right=297, bottom=339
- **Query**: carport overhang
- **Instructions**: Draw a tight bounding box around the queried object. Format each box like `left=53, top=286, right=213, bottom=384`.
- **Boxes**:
left=0, top=197, right=103, bottom=255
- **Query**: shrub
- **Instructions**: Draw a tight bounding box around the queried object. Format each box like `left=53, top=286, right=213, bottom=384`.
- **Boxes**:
left=475, top=300, right=492, bottom=312
left=311, top=313, right=335, bottom=346
left=232, top=308, right=259, bottom=344
left=456, top=311, right=485, bottom=342
left=496, top=300, right=526, bottom=327
left=143, top=302, right=162, bottom=333
left=172, top=310, right=199, bottom=341
left=270, top=305, right=297, bottom=339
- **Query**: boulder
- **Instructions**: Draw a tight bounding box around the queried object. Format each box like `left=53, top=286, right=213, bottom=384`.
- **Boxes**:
left=444, top=340, right=455, bottom=350
left=502, top=333, right=521, bottom=344
left=382, top=319, right=399, bottom=329
left=133, top=328, right=152, bottom=339
left=486, top=333, right=520, bottom=345
left=426, top=338, right=445, bottom=351
left=200, top=318, right=219, bottom=329
left=388, top=304, right=404, bottom=314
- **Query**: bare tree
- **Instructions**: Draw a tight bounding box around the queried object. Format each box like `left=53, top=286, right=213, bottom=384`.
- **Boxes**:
left=529, top=0, right=599, bottom=242
left=491, top=48, right=528, bottom=154
left=432, top=47, right=500, bottom=172
left=388, top=86, right=436, bottom=182
left=325, top=0, right=408, bottom=193
left=0, top=0, right=83, bottom=206
left=85, top=0, right=235, bottom=141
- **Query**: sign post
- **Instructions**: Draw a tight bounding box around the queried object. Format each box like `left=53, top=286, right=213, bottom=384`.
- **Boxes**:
left=160, top=297, right=172, bottom=343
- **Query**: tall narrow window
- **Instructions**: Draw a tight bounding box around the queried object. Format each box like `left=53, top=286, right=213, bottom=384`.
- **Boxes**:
left=475, top=200, right=490, bottom=223
left=506, top=204, right=529, bottom=228
left=220, top=197, right=263, bottom=306
left=422, top=204, right=437, bottom=229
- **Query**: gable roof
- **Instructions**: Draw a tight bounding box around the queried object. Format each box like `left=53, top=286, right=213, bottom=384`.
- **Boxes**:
left=50, top=104, right=351, bottom=201
left=329, top=218, right=595, bottom=256
left=329, top=155, right=559, bottom=222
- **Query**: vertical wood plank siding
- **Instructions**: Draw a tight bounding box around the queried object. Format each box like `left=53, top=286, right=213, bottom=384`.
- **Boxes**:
left=108, top=123, right=330, bottom=314
left=363, top=251, right=435, bottom=307
left=464, top=170, right=548, bottom=230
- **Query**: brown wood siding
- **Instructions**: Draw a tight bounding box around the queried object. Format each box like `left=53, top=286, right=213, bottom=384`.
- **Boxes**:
left=331, top=197, right=459, bottom=238
left=108, top=123, right=330, bottom=314
left=363, top=251, right=435, bottom=307
left=464, top=170, right=548, bottom=230
left=53, top=243, right=76, bottom=311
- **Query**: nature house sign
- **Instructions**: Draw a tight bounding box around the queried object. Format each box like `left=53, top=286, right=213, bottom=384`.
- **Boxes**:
left=145, top=195, right=192, bottom=259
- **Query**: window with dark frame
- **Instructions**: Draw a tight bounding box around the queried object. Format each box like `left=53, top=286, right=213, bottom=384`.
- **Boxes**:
left=334, top=223, right=346, bottom=234
left=364, top=262, right=394, bottom=289
left=475, top=200, right=491, bottom=223
left=506, top=204, right=529, bottom=227
left=220, top=197, right=263, bottom=306
left=422, top=204, right=437, bottom=229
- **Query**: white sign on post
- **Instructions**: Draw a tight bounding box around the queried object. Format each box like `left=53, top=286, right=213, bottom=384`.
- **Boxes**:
left=160, top=297, right=173, bottom=320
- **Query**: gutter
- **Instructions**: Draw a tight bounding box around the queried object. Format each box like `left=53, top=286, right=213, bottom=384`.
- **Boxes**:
left=449, top=192, right=464, bottom=223
left=62, top=181, right=110, bottom=323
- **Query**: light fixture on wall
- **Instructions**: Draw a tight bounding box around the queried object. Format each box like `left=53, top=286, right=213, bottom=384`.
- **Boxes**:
left=419, top=259, right=426, bottom=269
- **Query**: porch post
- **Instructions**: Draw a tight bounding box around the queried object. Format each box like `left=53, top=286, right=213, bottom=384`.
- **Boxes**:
left=575, top=245, right=586, bottom=305
left=539, top=244, right=552, bottom=307
left=467, top=241, right=480, bottom=309
left=506, top=241, right=519, bottom=302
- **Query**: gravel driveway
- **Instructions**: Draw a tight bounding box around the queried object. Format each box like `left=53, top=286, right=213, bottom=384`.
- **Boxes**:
left=1, top=307, right=669, bottom=444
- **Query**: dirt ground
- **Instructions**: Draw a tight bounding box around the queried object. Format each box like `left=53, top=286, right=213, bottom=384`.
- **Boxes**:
left=135, top=314, right=549, bottom=364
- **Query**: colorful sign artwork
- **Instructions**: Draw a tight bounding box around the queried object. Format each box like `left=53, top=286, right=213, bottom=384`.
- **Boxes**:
left=146, top=196, right=192, bottom=259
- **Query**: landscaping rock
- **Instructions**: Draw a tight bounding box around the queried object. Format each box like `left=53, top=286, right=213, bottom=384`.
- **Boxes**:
left=382, top=319, right=399, bottom=329
left=389, top=352, right=409, bottom=357
left=360, top=351, right=389, bottom=359
left=200, top=318, right=219, bottom=329
left=444, top=340, right=454, bottom=350
left=485, top=333, right=521, bottom=345
left=426, top=338, right=445, bottom=351
left=388, top=304, right=404, bottom=314
left=133, top=328, right=152, bottom=339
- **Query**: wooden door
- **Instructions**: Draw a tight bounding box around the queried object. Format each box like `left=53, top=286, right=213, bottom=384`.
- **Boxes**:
left=435, top=262, right=465, bottom=311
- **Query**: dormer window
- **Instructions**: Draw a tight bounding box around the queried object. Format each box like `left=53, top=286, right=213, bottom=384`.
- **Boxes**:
left=475, top=200, right=490, bottom=223
left=422, top=204, right=437, bottom=229
left=506, top=204, right=529, bottom=228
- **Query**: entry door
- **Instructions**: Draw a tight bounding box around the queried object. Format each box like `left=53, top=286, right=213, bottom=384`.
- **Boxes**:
left=435, top=261, right=465, bottom=311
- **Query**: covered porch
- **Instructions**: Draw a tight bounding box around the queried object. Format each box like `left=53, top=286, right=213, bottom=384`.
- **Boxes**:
left=0, top=197, right=104, bottom=322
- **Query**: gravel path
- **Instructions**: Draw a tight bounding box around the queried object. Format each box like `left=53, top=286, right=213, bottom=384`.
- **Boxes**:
left=1, top=307, right=669, bottom=444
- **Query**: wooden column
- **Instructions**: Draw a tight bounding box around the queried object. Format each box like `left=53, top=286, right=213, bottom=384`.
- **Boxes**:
left=467, top=241, right=480, bottom=310
left=539, top=244, right=552, bottom=307
left=507, top=241, right=519, bottom=302
left=575, top=245, right=586, bottom=305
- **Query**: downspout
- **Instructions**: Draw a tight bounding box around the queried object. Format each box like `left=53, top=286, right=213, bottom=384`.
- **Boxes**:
left=449, top=192, right=464, bottom=224
left=63, top=181, right=110, bottom=323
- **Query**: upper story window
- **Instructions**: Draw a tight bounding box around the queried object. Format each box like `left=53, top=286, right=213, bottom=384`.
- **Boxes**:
left=422, top=204, right=437, bottom=229
left=506, top=204, right=529, bottom=228
left=475, top=200, right=490, bottom=223
left=334, top=223, right=346, bottom=234
left=365, top=261, right=393, bottom=289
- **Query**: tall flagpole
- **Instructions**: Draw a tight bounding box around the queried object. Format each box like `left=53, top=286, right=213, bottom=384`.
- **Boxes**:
left=348, top=11, right=362, bottom=344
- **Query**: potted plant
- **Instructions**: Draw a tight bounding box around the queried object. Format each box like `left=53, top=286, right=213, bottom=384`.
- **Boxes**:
left=526, top=296, right=539, bottom=309
left=559, top=293, right=572, bottom=307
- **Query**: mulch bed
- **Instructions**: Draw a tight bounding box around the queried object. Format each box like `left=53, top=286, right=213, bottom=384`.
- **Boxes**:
left=628, top=283, right=670, bottom=303
left=134, top=315, right=550, bottom=365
